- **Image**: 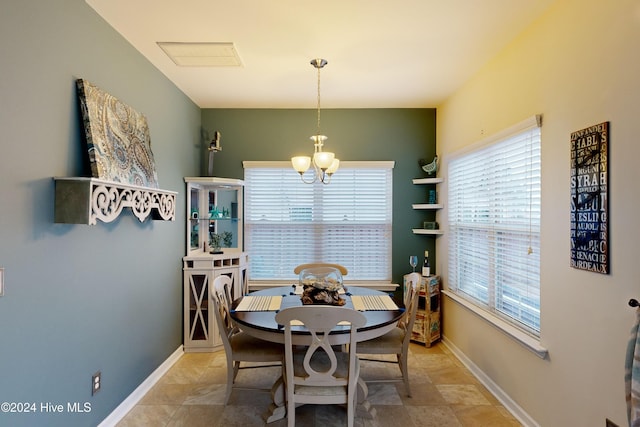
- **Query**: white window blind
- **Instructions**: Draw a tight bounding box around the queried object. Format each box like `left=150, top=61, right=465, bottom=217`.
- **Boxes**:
left=243, top=161, right=394, bottom=282
left=448, top=116, right=541, bottom=334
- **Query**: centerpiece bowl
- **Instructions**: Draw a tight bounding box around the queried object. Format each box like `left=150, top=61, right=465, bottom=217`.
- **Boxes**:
left=298, top=266, right=346, bottom=306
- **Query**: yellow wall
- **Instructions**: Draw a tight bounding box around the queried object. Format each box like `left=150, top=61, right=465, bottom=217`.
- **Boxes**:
left=437, top=0, right=640, bottom=425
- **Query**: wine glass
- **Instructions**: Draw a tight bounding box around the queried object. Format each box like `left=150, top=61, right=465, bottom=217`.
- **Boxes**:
left=409, top=255, right=418, bottom=272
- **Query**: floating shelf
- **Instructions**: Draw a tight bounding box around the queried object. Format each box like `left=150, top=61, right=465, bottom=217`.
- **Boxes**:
left=412, top=176, right=444, bottom=236
left=412, top=203, right=444, bottom=210
left=412, top=177, right=444, bottom=185
left=54, top=177, right=177, bottom=225
left=412, top=229, right=444, bottom=235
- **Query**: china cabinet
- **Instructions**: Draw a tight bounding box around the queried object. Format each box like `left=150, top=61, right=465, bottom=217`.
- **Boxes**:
left=183, top=177, right=248, bottom=352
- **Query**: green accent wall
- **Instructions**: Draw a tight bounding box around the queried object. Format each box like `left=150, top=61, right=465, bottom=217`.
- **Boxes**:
left=201, top=108, right=438, bottom=289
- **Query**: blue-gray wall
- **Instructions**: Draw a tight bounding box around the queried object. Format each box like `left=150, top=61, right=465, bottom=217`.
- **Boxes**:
left=0, top=1, right=200, bottom=425
left=201, top=109, right=438, bottom=287
left=0, top=2, right=437, bottom=425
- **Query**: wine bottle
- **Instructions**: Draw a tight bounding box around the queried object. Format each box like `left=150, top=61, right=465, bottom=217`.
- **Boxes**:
left=422, top=250, right=430, bottom=277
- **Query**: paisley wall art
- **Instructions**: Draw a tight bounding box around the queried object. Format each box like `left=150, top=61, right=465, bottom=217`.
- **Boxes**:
left=76, top=79, right=159, bottom=188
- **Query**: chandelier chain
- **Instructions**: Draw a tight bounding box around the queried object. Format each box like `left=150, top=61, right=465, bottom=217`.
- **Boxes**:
left=290, top=58, right=337, bottom=185
left=316, top=62, right=321, bottom=136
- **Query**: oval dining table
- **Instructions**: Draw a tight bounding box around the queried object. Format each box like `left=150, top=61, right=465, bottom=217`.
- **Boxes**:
left=230, top=285, right=405, bottom=423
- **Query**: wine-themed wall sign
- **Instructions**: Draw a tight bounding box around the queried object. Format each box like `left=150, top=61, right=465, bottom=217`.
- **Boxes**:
left=570, top=121, right=609, bottom=274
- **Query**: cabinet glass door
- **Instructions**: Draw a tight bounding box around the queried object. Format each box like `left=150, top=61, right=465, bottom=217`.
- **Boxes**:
left=189, top=187, right=200, bottom=251
left=210, top=188, right=239, bottom=249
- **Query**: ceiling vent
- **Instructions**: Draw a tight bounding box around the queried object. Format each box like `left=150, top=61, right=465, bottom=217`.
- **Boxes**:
left=157, top=42, right=242, bottom=67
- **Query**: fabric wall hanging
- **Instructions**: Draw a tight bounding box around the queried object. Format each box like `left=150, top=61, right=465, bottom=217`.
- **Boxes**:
left=76, top=79, right=159, bottom=188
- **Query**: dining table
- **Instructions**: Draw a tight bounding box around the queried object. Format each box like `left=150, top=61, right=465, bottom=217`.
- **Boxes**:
left=230, top=285, right=405, bottom=423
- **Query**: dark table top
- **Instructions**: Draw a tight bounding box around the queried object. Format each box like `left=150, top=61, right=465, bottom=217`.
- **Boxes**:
left=230, top=286, right=405, bottom=341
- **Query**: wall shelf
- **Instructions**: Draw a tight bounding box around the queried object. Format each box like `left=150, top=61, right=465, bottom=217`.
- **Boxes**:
left=54, top=177, right=177, bottom=225
left=412, top=177, right=444, bottom=185
left=412, top=176, right=444, bottom=236
left=412, top=229, right=444, bottom=235
left=412, top=203, right=444, bottom=210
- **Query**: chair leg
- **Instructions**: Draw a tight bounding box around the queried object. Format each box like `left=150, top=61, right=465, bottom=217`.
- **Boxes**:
left=232, top=360, right=241, bottom=382
left=224, top=359, right=235, bottom=405
left=284, top=376, right=295, bottom=427
left=287, top=395, right=295, bottom=427
left=398, top=352, right=411, bottom=397
left=347, top=391, right=355, bottom=427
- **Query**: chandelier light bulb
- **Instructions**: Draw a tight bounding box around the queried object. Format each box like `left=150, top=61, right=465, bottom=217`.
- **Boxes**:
left=291, top=156, right=312, bottom=173
left=313, top=151, right=335, bottom=170
left=326, top=158, right=340, bottom=175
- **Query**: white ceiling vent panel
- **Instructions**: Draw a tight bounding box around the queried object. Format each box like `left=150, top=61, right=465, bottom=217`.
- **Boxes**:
left=157, top=42, right=242, bottom=67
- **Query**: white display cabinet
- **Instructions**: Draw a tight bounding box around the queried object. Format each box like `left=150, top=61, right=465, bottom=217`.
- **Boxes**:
left=183, top=177, right=248, bottom=352
left=185, top=177, right=244, bottom=255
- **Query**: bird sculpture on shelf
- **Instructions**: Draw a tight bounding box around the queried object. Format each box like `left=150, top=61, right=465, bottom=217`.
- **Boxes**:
left=207, top=131, right=222, bottom=176
left=419, top=155, right=438, bottom=176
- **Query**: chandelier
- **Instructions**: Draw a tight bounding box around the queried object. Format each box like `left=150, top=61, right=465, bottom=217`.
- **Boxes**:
left=291, top=58, right=339, bottom=184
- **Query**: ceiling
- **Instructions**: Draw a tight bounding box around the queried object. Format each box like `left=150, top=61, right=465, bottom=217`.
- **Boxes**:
left=86, top=0, right=556, bottom=109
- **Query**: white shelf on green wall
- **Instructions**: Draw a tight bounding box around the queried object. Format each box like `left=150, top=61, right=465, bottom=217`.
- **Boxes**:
left=412, top=177, right=444, bottom=185
left=412, top=203, right=444, bottom=209
left=412, top=176, right=444, bottom=236
left=412, top=228, right=444, bottom=235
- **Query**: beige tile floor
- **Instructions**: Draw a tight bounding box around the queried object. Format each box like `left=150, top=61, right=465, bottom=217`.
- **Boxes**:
left=116, top=341, right=522, bottom=426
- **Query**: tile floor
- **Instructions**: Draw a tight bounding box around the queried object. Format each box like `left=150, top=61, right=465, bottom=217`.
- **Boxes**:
left=116, top=341, right=522, bottom=426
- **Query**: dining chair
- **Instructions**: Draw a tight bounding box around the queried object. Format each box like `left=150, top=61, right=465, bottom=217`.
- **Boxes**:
left=293, top=262, right=348, bottom=275
left=356, top=272, right=421, bottom=397
left=275, top=305, right=366, bottom=427
left=211, top=275, right=284, bottom=405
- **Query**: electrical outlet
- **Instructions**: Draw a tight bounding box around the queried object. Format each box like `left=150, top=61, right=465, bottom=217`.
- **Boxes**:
left=92, top=371, right=101, bottom=395
left=606, top=418, right=619, bottom=427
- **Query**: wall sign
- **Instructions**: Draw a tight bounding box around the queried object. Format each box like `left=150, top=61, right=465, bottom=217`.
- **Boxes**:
left=570, top=121, right=609, bottom=274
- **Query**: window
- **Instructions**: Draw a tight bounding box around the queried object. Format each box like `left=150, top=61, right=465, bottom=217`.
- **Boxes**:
left=448, top=116, right=541, bottom=335
left=243, top=161, right=394, bottom=283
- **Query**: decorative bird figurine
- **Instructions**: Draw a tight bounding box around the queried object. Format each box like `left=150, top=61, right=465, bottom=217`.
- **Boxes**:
left=207, top=131, right=222, bottom=176
left=419, top=155, right=438, bottom=176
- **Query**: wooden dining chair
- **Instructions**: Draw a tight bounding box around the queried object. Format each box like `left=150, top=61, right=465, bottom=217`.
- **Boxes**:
left=293, top=263, right=348, bottom=275
left=275, top=306, right=366, bottom=427
left=356, top=272, right=421, bottom=397
left=211, top=275, right=284, bottom=405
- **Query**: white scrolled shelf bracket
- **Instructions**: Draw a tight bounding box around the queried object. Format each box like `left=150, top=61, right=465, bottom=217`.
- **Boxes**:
left=53, top=177, right=177, bottom=225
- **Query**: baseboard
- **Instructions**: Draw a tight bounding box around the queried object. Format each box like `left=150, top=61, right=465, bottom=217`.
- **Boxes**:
left=442, top=336, right=540, bottom=427
left=98, top=345, right=184, bottom=427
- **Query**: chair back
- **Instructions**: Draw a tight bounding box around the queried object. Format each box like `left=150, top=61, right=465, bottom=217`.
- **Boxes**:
left=400, top=273, right=421, bottom=343
left=211, top=275, right=236, bottom=350
left=275, top=306, right=365, bottom=387
left=293, top=263, right=348, bottom=276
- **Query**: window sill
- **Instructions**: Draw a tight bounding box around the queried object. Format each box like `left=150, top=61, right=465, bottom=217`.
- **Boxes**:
left=442, top=290, right=548, bottom=359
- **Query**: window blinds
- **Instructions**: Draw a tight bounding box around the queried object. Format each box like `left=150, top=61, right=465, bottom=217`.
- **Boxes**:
left=244, top=162, right=393, bottom=282
left=448, top=117, right=541, bottom=333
